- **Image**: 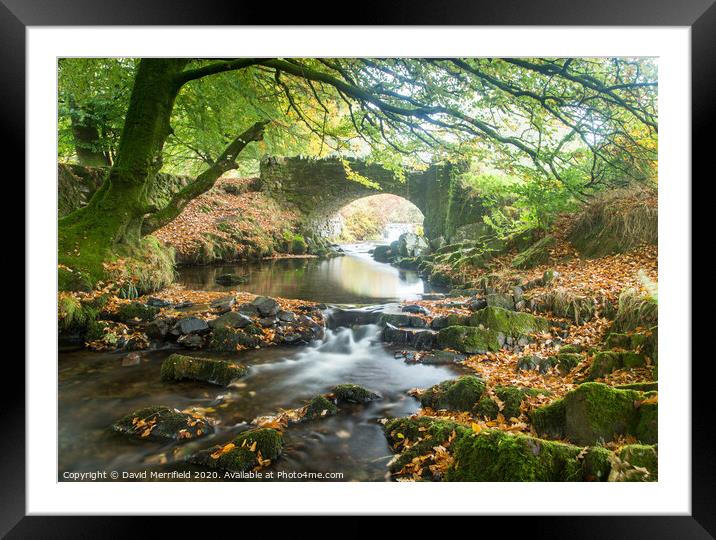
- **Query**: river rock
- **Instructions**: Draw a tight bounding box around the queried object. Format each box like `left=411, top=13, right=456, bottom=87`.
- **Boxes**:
left=466, top=297, right=488, bottom=311
left=303, top=395, right=339, bottom=420
left=189, top=428, right=283, bottom=473
left=146, top=316, right=176, bottom=339
left=121, top=352, right=143, bottom=366
left=326, top=308, right=382, bottom=328
left=397, top=232, right=429, bottom=257
left=252, top=296, right=280, bottom=317
left=437, top=325, right=502, bottom=354
left=112, top=406, right=213, bottom=441
left=258, top=316, right=277, bottom=327
left=379, top=312, right=427, bottom=328
left=208, top=311, right=253, bottom=330
left=172, top=316, right=210, bottom=335
left=146, top=297, right=172, bottom=308
left=402, top=304, right=429, bottom=315
left=383, top=324, right=436, bottom=350
left=277, top=310, right=296, bottom=323
left=430, top=313, right=468, bottom=330
left=210, top=296, right=236, bottom=314
left=160, top=353, right=248, bottom=385
left=373, top=244, right=392, bottom=262
left=215, top=273, right=248, bottom=286
left=486, top=293, right=515, bottom=311
left=418, top=350, right=466, bottom=365
left=332, top=384, right=381, bottom=404
left=237, top=302, right=261, bottom=316
left=208, top=327, right=261, bottom=351
left=177, top=333, right=204, bottom=349
left=420, top=375, right=486, bottom=412
left=530, top=382, right=657, bottom=445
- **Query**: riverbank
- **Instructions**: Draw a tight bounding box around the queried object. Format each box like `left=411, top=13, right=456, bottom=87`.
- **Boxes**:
left=58, top=231, right=657, bottom=482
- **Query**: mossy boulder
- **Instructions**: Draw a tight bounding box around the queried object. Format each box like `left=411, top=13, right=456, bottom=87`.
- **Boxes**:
left=635, top=402, right=658, bottom=444
left=475, top=386, right=549, bottom=420
left=160, top=353, right=248, bottom=386
left=436, top=325, right=501, bottom=354
left=531, top=383, right=656, bottom=445
left=467, top=306, right=550, bottom=339
left=112, top=301, right=160, bottom=323
left=420, top=376, right=486, bottom=412
left=512, top=235, right=556, bottom=269
left=303, top=395, right=339, bottom=420
left=208, top=326, right=261, bottom=351
left=191, top=428, right=283, bottom=473
left=383, top=417, right=464, bottom=478
left=555, top=352, right=583, bottom=374
left=530, top=399, right=567, bottom=439
left=614, top=444, right=658, bottom=481
left=588, top=350, right=646, bottom=379
left=332, top=384, right=380, bottom=404
left=112, top=406, right=212, bottom=441
left=447, top=429, right=584, bottom=481
left=582, top=446, right=613, bottom=481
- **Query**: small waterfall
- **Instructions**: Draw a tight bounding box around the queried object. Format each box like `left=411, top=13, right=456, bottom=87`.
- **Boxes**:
left=382, top=223, right=417, bottom=243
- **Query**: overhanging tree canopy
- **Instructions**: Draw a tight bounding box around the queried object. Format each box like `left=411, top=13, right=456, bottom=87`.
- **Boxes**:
left=58, top=57, right=657, bottom=291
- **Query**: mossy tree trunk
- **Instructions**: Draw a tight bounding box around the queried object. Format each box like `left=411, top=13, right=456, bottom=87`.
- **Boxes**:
left=58, top=59, right=267, bottom=290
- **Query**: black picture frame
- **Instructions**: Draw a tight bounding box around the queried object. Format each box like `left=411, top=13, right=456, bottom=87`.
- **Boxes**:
left=5, top=0, right=709, bottom=535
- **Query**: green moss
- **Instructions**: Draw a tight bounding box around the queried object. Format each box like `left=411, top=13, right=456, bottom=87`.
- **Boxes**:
left=474, top=396, right=500, bottom=419
left=589, top=350, right=646, bottom=379
left=635, top=402, right=658, bottom=444
left=160, top=354, right=248, bottom=386
left=199, top=428, right=283, bottom=472
left=208, top=327, right=261, bottom=351
left=511, top=235, right=556, bottom=269
left=114, top=301, right=159, bottom=322
left=556, top=352, right=583, bottom=374
left=467, top=306, right=550, bottom=338
left=384, top=417, right=465, bottom=477
left=494, top=386, right=527, bottom=419
left=560, top=344, right=583, bottom=354
left=530, top=399, right=566, bottom=440
left=447, top=430, right=583, bottom=481
left=234, top=428, right=283, bottom=460
left=582, top=446, right=613, bottom=481
left=564, top=383, right=642, bottom=445
left=436, top=325, right=501, bottom=354
left=332, top=384, right=380, bottom=404
left=304, top=395, right=338, bottom=419
left=617, top=444, right=658, bottom=479
left=113, top=405, right=212, bottom=441
left=420, top=376, right=486, bottom=412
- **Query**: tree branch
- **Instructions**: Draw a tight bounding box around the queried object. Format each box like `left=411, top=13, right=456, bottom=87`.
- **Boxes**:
left=141, top=120, right=268, bottom=234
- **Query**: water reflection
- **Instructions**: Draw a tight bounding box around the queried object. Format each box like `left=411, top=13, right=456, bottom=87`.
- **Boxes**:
left=177, top=243, right=432, bottom=304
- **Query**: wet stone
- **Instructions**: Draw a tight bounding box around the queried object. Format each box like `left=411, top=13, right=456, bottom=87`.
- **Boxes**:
left=251, top=296, right=280, bottom=317
left=173, top=317, right=210, bottom=335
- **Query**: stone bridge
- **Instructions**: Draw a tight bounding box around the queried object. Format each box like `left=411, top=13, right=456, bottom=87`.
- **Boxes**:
left=59, top=156, right=489, bottom=243
left=258, top=156, right=487, bottom=241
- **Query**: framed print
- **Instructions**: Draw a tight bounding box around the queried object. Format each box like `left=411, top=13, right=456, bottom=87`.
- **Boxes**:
left=5, top=0, right=711, bottom=534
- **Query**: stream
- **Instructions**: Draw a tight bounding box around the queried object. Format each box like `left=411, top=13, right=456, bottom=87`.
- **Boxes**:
left=58, top=244, right=461, bottom=481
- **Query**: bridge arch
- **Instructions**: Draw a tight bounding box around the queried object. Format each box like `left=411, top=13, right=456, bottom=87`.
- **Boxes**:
left=258, top=156, right=487, bottom=242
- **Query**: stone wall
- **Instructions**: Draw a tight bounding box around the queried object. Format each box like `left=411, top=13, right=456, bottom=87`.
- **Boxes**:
left=58, top=164, right=193, bottom=217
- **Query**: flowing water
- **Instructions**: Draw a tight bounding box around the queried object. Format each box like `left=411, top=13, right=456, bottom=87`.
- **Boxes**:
left=59, top=244, right=459, bottom=481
